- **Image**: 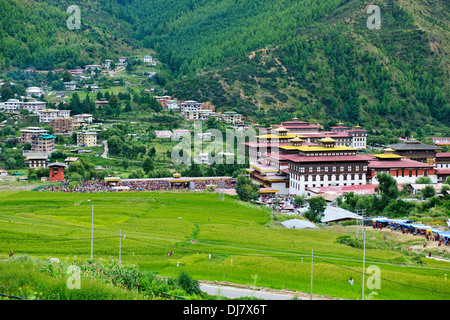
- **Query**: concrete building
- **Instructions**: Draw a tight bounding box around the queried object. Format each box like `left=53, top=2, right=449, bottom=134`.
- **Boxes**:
left=24, top=155, right=49, bottom=168
left=0, top=99, right=46, bottom=114
left=49, top=117, right=73, bottom=135
left=26, top=87, right=45, bottom=98
left=31, top=133, right=55, bottom=153
left=38, top=109, right=71, bottom=123
left=73, top=114, right=93, bottom=123
left=20, top=127, right=49, bottom=144
left=221, top=111, right=242, bottom=124
left=77, top=131, right=97, bottom=147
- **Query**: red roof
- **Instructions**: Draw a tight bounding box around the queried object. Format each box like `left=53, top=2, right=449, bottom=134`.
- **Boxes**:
left=436, top=169, right=450, bottom=174
left=436, top=153, right=450, bottom=158
left=368, top=158, right=434, bottom=169
left=283, top=154, right=374, bottom=163
left=307, top=184, right=379, bottom=195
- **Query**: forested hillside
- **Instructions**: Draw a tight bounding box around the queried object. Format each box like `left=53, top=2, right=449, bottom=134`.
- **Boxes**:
left=0, top=0, right=448, bottom=132
left=0, top=0, right=135, bottom=70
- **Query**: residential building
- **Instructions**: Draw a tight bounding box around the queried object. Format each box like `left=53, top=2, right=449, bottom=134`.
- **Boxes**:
left=38, top=109, right=71, bottom=123
left=84, top=65, right=102, bottom=73
left=20, top=127, right=49, bottom=144
left=31, top=133, right=55, bottom=152
left=77, top=131, right=97, bottom=147
left=26, top=87, right=45, bottom=98
left=64, top=82, right=77, bottom=91
left=154, top=131, right=173, bottom=139
left=102, top=60, right=113, bottom=70
left=73, top=114, right=93, bottom=123
left=143, top=55, right=153, bottom=63
left=0, top=99, right=46, bottom=114
left=49, top=117, right=73, bottom=135
left=24, top=155, right=49, bottom=168
left=118, top=57, right=127, bottom=66
left=180, top=100, right=202, bottom=114
left=65, top=157, right=79, bottom=167
left=166, top=100, right=179, bottom=110
left=221, top=111, right=242, bottom=124
left=95, top=100, right=109, bottom=108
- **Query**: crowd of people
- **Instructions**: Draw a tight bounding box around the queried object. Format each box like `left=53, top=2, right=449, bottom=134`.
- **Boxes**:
left=375, top=220, right=450, bottom=248
left=193, top=179, right=236, bottom=190
left=34, top=177, right=236, bottom=193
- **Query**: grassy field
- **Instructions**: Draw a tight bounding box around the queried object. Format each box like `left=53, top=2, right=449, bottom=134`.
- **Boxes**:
left=0, top=190, right=449, bottom=300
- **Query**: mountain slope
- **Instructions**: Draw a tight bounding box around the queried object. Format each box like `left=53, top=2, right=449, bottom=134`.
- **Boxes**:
left=164, top=0, right=449, bottom=129
left=0, top=0, right=136, bottom=70
left=0, top=0, right=448, bottom=132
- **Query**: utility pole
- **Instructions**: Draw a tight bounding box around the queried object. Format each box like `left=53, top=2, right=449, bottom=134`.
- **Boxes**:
left=119, top=229, right=122, bottom=264
left=88, top=200, right=94, bottom=260
left=362, top=227, right=366, bottom=300
left=310, top=250, right=313, bottom=300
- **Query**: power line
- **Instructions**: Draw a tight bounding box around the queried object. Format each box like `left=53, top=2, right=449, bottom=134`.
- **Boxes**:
left=314, top=256, right=450, bottom=297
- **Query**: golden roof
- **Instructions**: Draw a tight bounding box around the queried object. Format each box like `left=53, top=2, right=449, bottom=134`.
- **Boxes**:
left=319, top=135, right=337, bottom=143
left=274, top=126, right=288, bottom=132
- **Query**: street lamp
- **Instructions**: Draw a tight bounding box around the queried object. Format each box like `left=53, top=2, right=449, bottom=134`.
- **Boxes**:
left=88, top=199, right=94, bottom=260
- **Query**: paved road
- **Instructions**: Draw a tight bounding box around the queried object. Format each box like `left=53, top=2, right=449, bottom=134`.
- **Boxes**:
left=200, top=284, right=306, bottom=300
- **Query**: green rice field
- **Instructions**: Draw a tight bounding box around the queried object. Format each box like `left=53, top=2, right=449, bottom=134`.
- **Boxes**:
left=0, top=191, right=449, bottom=300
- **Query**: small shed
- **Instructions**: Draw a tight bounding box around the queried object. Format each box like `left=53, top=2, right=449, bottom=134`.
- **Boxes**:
left=321, top=206, right=363, bottom=224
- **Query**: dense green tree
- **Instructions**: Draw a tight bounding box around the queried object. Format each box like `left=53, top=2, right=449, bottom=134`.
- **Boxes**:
left=304, top=196, right=327, bottom=223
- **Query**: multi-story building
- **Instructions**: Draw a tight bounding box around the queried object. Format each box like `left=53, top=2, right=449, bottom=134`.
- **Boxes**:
left=26, top=87, right=45, bottom=98
left=48, top=162, right=66, bottom=182
left=20, top=127, right=49, bottom=144
left=272, top=119, right=367, bottom=150
left=143, top=55, right=153, bottom=63
left=31, top=133, right=55, bottom=153
left=77, top=131, right=97, bottom=147
left=387, top=138, right=441, bottom=165
left=245, top=121, right=435, bottom=196
left=180, top=100, right=202, bottom=114
left=24, top=155, right=49, bottom=168
left=436, top=152, right=450, bottom=169
left=1, top=99, right=47, bottom=114
left=73, top=114, right=93, bottom=123
left=366, top=152, right=437, bottom=185
left=221, top=111, right=242, bottom=124
left=64, top=82, right=77, bottom=91
left=49, top=117, right=73, bottom=135
left=38, top=109, right=71, bottom=123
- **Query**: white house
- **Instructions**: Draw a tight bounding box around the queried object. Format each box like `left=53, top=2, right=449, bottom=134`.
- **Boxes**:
left=38, top=109, right=71, bottom=123
left=118, top=57, right=127, bottom=66
left=26, top=87, right=44, bottom=98
left=143, top=56, right=153, bottom=63
left=73, top=114, right=93, bottom=123
left=64, top=82, right=77, bottom=91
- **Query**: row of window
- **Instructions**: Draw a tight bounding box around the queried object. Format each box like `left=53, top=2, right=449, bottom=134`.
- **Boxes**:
left=290, top=164, right=368, bottom=173
left=291, top=173, right=365, bottom=182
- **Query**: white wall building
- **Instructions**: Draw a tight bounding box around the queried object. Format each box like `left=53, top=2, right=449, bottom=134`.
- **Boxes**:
left=0, top=99, right=46, bottom=114
left=38, top=109, right=71, bottom=123
left=26, top=87, right=45, bottom=98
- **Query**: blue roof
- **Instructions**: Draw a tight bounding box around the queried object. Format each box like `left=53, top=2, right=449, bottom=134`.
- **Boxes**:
left=38, top=133, right=55, bottom=139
